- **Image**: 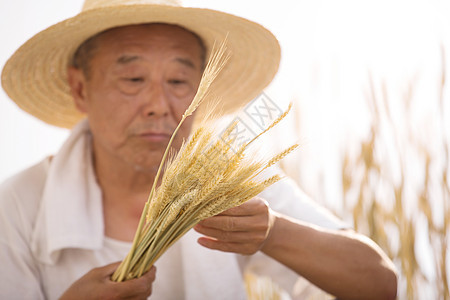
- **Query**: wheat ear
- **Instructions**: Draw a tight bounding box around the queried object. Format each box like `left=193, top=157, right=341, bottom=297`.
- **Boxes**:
left=113, top=38, right=229, bottom=282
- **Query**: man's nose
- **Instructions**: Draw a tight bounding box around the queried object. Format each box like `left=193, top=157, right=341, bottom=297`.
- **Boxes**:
left=142, top=81, right=170, bottom=118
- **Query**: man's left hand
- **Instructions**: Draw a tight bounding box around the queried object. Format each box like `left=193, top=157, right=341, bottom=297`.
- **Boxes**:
left=194, top=197, right=275, bottom=255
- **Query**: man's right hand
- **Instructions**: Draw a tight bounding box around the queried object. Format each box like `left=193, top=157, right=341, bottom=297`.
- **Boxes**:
left=59, top=262, right=156, bottom=300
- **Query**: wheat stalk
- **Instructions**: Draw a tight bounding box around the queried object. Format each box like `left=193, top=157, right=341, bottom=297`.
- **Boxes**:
left=245, top=272, right=283, bottom=300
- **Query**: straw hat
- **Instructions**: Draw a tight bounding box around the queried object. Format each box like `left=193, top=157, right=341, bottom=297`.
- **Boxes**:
left=1, top=0, right=280, bottom=128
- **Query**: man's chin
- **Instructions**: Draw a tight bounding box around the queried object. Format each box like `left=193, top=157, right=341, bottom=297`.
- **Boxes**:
left=126, top=144, right=181, bottom=175
left=131, top=163, right=158, bottom=174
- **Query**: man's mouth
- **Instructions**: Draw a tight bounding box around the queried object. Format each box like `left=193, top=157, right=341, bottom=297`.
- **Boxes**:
left=139, top=132, right=172, bottom=142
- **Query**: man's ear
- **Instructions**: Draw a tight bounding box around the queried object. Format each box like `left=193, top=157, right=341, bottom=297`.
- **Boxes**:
left=67, top=67, right=88, bottom=113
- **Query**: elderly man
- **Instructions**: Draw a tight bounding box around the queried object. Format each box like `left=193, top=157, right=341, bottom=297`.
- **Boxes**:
left=0, top=0, right=397, bottom=299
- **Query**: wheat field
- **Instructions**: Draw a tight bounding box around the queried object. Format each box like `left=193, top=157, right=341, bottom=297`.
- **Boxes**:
left=279, top=45, right=450, bottom=299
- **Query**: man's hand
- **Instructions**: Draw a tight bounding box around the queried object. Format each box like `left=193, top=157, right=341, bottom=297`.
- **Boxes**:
left=194, top=197, right=275, bottom=255
left=59, top=262, right=156, bottom=300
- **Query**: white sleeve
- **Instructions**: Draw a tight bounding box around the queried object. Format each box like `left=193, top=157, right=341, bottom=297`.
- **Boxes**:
left=240, top=169, right=349, bottom=297
left=259, top=173, right=349, bottom=230
left=0, top=164, right=48, bottom=300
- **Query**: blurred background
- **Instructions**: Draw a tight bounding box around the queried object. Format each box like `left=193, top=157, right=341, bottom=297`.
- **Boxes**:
left=1, top=0, right=449, bottom=298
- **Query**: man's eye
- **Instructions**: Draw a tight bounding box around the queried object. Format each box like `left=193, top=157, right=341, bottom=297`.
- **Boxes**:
left=169, top=79, right=186, bottom=85
left=124, top=77, right=144, bottom=83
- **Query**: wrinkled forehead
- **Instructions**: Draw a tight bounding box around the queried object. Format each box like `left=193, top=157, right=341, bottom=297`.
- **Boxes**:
left=73, top=23, right=207, bottom=72
left=92, top=23, right=205, bottom=53
left=101, top=23, right=203, bottom=43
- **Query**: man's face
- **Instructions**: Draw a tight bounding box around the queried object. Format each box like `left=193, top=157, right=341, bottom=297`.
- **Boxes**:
left=71, top=24, right=204, bottom=173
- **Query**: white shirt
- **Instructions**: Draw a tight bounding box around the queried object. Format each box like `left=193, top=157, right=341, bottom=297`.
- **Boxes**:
left=0, top=120, right=347, bottom=299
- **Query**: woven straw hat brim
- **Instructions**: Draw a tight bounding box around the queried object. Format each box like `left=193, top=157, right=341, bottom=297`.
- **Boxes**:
left=1, top=5, right=280, bottom=128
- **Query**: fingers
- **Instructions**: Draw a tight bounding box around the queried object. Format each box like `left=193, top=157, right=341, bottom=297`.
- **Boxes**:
left=197, top=215, right=267, bottom=232
left=60, top=263, right=157, bottom=300
left=109, top=266, right=156, bottom=299
left=195, top=222, right=267, bottom=243
left=197, top=197, right=270, bottom=232
left=195, top=197, right=275, bottom=255
left=197, top=237, right=261, bottom=255
left=218, top=197, right=267, bottom=216
left=93, top=261, right=122, bottom=277
left=141, top=266, right=157, bottom=286
left=198, top=197, right=270, bottom=231
left=195, top=221, right=267, bottom=255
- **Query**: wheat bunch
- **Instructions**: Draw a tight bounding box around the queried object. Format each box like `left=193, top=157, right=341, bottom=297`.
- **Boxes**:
left=111, top=38, right=298, bottom=282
